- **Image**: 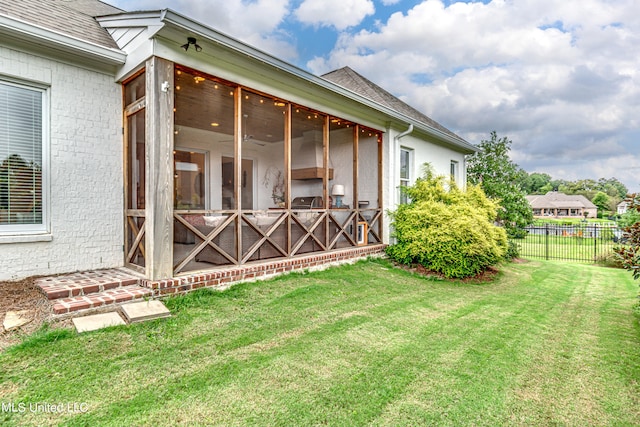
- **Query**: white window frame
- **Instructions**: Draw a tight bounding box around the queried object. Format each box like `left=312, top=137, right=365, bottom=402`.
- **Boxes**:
left=0, top=77, right=50, bottom=238
left=450, top=160, right=459, bottom=183
left=399, top=147, right=413, bottom=204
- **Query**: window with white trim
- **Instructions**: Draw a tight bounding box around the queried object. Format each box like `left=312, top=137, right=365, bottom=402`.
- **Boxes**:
left=399, top=147, right=412, bottom=204
left=450, top=160, right=459, bottom=183
left=0, top=79, right=47, bottom=234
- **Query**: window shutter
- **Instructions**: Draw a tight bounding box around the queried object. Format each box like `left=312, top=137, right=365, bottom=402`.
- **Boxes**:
left=0, top=83, right=43, bottom=225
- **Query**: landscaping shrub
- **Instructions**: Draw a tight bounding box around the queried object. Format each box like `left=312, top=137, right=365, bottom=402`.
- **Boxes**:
left=594, top=252, right=624, bottom=269
left=386, top=167, right=507, bottom=279
left=615, top=194, right=640, bottom=281
left=506, top=240, right=521, bottom=259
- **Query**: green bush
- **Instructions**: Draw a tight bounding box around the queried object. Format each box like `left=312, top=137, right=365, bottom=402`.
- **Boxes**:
left=506, top=240, right=521, bottom=259
left=386, top=167, right=507, bottom=279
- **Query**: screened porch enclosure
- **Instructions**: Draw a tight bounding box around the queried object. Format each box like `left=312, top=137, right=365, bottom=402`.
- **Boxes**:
left=124, top=59, right=382, bottom=278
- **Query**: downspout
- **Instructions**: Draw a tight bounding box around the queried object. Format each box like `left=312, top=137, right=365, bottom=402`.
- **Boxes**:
left=395, top=123, right=414, bottom=142
left=390, top=123, right=413, bottom=244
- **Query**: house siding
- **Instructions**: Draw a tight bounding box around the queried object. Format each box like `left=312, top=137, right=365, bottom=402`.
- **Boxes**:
left=0, top=45, right=123, bottom=280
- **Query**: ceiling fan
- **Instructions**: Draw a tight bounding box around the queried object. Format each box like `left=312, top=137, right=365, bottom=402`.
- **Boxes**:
left=220, top=114, right=266, bottom=146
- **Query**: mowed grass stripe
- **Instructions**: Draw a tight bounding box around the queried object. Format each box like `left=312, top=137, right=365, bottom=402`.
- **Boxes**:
left=0, top=259, right=638, bottom=426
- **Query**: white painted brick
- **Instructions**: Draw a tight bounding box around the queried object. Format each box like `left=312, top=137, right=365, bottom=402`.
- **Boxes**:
left=0, top=47, right=124, bottom=281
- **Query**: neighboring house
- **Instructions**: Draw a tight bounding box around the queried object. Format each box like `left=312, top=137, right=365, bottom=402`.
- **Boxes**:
left=526, top=192, right=598, bottom=219
left=0, top=0, right=476, bottom=282
left=617, top=201, right=628, bottom=215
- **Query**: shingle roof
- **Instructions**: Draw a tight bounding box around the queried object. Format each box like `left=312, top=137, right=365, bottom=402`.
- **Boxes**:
left=322, top=66, right=466, bottom=144
left=0, top=0, right=122, bottom=49
left=526, top=192, right=597, bottom=209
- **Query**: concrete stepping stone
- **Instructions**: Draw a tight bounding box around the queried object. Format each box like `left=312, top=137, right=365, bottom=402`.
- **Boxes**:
left=121, top=300, right=171, bottom=323
left=72, top=312, right=125, bottom=333
left=3, top=310, right=33, bottom=331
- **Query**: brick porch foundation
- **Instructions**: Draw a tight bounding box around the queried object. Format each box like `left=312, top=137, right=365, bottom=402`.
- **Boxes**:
left=36, top=245, right=386, bottom=315
left=142, top=245, right=386, bottom=295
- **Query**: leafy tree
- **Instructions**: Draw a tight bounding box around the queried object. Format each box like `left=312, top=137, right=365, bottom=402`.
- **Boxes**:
left=466, top=131, right=533, bottom=237
left=549, top=179, right=566, bottom=191
left=524, top=172, right=552, bottom=194
left=387, top=166, right=507, bottom=279
left=592, top=191, right=610, bottom=213
left=619, top=208, right=640, bottom=228
left=597, top=177, right=628, bottom=199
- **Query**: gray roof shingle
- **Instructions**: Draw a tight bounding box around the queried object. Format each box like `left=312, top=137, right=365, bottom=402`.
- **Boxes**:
left=0, top=0, right=122, bottom=49
left=322, top=66, right=466, bottom=144
left=526, top=192, right=597, bottom=209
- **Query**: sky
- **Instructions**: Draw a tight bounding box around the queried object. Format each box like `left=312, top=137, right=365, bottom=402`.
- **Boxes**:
left=109, top=0, right=640, bottom=193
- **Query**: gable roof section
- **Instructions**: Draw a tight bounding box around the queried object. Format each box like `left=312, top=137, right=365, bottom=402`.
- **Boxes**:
left=323, top=67, right=466, bottom=145
left=526, top=192, right=597, bottom=209
left=0, top=0, right=121, bottom=49
left=0, top=0, right=125, bottom=68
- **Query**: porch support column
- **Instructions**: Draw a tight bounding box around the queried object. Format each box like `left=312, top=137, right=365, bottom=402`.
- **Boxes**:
left=377, top=133, right=384, bottom=241
left=284, top=104, right=292, bottom=254
left=145, top=56, right=174, bottom=280
left=234, top=88, right=242, bottom=263
left=353, top=126, right=359, bottom=211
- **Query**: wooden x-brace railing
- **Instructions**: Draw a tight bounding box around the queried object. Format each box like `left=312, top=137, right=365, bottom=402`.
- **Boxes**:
left=126, top=214, right=145, bottom=264
left=359, top=210, right=382, bottom=243
left=240, top=212, right=288, bottom=263
left=290, top=212, right=327, bottom=255
left=173, top=213, right=237, bottom=273
left=328, top=210, right=357, bottom=249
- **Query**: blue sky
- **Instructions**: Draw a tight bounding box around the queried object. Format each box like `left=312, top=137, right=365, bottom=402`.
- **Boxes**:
left=109, top=0, right=640, bottom=193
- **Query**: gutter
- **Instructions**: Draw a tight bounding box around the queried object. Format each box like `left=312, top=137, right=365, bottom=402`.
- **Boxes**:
left=155, top=10, right=476, bottom=153
left=0, top=14, right=126, bottom=65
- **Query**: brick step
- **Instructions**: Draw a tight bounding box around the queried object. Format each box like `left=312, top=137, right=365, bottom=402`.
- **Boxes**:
left=36, top=270, right=140, bottom=300
left=52, top=286, right=153, bottom=315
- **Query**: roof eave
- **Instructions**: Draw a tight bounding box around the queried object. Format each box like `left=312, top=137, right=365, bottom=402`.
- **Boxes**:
left=0, top=14, right=126, bottom=66
left=158, top=9, right=477, bottom=153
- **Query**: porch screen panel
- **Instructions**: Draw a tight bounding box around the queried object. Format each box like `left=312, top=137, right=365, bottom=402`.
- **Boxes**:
left=357, top=130, right=380, bottom=210
left=291, top=106, right=326, bottom=203
left=242, top=90, right=286, bottom=211
left=358, top=130, right=382, bottom=244
left=328, top=119, right=354, bottom=209
left=240, top=90, right=287, bottom=260
left=291, top=107, right=328, bottom=253
left=126, top=111, right=145, bottom=210
left=174, top=67, right=235, bottom=210
left=0, top=82, right=43, bottom=227
left=173, top=67, right=239, bottom=271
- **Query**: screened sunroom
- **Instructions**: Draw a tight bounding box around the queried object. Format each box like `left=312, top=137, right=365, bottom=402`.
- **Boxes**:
left=124, top=59, right=383, bottom=279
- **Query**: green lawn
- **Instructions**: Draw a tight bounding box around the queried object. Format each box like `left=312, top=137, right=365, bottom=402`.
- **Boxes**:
left=1, top=259, right=639, bottom=426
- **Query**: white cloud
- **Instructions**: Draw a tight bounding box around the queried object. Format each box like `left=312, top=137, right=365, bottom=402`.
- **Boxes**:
left=294, top=0, right=375, bottom=30
left=309, top=0, right=640, bottom=191
left=109, top=0, right=298, bottom=60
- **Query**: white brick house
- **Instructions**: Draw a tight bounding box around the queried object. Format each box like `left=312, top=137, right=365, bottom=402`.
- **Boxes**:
left=0, top=0, right=476, bottom=282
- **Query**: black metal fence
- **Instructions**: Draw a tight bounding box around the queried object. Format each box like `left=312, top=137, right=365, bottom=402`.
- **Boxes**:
left=510, top=223, right=623, bottom=263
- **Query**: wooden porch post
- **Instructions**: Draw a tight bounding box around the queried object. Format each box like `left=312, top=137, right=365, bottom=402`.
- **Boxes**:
left=145, top=57, right=174, bottom=280
left=284, top=104, right=292, bottom=254
left=234, top=87, right=243, bottom=263
left=353, top=126, right=359, bottom=211
left=378, top=133, right=383, bottom=239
